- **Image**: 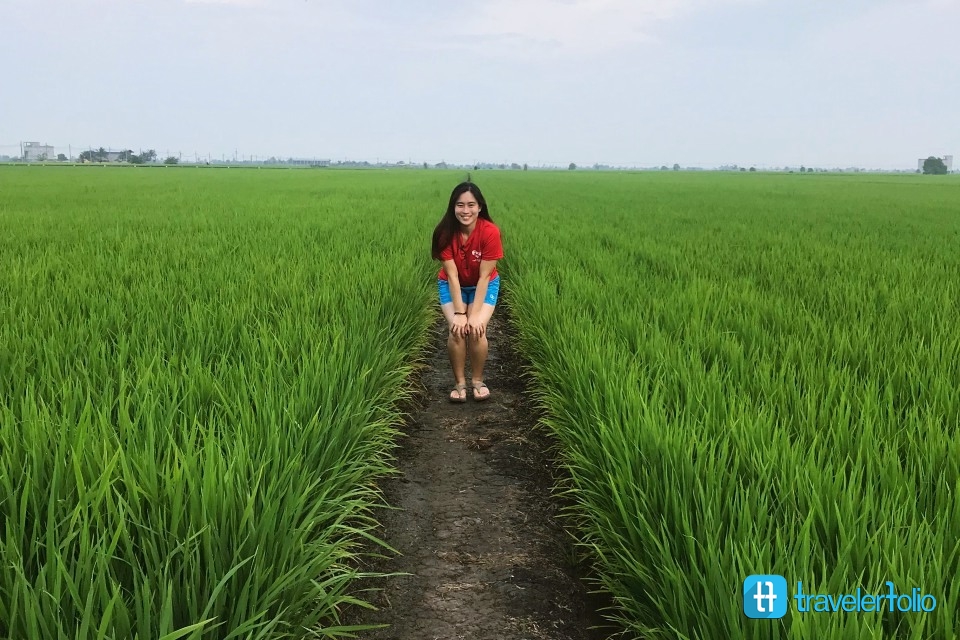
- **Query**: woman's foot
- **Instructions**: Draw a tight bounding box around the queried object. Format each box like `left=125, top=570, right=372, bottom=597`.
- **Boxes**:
left=449, top=382, right=467, bottom=403
left=472, top=381, right=490, bottom=401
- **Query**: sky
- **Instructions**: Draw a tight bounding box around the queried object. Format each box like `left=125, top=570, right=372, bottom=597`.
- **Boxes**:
left=1, top=0, right=958, bottom=169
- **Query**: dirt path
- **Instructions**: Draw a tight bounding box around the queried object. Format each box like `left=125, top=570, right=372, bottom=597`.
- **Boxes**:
left=352, top=310, right=612, bottom=640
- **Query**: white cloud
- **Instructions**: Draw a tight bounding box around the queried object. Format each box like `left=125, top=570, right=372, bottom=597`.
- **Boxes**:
left=183, top=0, right=265, bottom=5
left=438, top=0, right=759, bottom=56
left=806, top=0, right=960, bottom=60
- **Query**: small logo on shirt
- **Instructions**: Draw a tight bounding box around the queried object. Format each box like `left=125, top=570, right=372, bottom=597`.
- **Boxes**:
left=471, top=250, right=481, bottom=261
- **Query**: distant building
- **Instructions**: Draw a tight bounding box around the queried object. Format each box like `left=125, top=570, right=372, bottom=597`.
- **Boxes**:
left=24, top=141, right=55, bottom=161
left=79, top=150, right=132, bottom=162
left=918, top=155, right=953, bottom=171
left=286, top=158, right=330, bottom=167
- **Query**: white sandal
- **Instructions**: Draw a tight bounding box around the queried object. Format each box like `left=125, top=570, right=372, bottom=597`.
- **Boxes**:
left=449, top=382, right=467, bottom=403
left=472, top=381, right=490, bottom=402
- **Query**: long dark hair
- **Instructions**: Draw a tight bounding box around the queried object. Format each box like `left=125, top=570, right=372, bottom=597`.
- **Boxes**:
left=431, top=181, right=493, bottom=260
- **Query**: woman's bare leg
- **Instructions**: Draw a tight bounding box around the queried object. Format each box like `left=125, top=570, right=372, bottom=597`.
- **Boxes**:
left=441, top=302, right=467, bottom=400
left=467, top=303, right=496, bottom=399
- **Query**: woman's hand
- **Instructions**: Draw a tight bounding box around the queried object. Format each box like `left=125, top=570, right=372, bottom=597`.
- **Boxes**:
left=467, top=315, right=486, bottom=338
left=451, top=314, right=469, bottom=337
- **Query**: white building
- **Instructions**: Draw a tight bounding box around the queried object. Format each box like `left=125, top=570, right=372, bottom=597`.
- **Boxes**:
left=286, top=158, right=331, bottom=167
left=24, top=141, right=55, bottom=161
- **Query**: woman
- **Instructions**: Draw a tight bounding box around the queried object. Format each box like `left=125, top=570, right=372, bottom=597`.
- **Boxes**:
left=431, top=181, right=504, bottom=402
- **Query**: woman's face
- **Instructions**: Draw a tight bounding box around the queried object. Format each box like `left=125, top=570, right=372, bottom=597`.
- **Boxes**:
left=454, top=191, right=481, bottom=226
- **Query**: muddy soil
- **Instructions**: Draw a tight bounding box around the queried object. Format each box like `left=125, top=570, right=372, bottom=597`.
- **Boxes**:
left=350, top=309, right=616, bottom=639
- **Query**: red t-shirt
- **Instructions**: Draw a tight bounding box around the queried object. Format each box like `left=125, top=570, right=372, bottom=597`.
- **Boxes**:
left=438, top=218, right=504, bottom=286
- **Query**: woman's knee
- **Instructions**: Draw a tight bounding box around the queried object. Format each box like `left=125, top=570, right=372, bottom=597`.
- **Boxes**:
left=466, top=332, right=487, bottom=346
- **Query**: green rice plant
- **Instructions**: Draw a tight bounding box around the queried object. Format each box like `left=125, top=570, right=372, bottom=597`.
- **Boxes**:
left=0, top=167, right=448, bottom=638
left=5, top=166, right=958, bottom=639
left=490, top=171, right=960, bottom=639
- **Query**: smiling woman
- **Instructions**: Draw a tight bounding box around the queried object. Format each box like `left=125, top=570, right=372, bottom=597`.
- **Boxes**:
left=431, top=182, right=505, bottom=403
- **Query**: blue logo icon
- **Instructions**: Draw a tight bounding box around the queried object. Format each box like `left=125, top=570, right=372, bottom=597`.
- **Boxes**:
left=744, top=575, right=788, bottom=618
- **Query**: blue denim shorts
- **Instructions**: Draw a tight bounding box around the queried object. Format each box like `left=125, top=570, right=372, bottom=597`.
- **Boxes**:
left=438, top=275, right=500, bottom=307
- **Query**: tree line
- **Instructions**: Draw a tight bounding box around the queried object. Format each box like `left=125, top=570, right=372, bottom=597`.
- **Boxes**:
left=921, top=157, right=948, bottom=175
left=77, top=148, right=160, bottom=164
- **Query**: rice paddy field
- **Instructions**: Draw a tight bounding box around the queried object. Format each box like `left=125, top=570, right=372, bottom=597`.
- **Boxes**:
left=1, top=166, right=958, bottom=639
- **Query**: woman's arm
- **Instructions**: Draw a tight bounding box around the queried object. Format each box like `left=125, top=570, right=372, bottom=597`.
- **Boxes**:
left=443, top=260, right=467, bottom=313
left=468, top=260, right=497, bottom=337
left=442, top=259, right=469, bottom=336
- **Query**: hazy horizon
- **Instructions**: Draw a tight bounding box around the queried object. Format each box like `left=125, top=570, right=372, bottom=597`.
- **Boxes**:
left=2, top=0, right=958, bottom=171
